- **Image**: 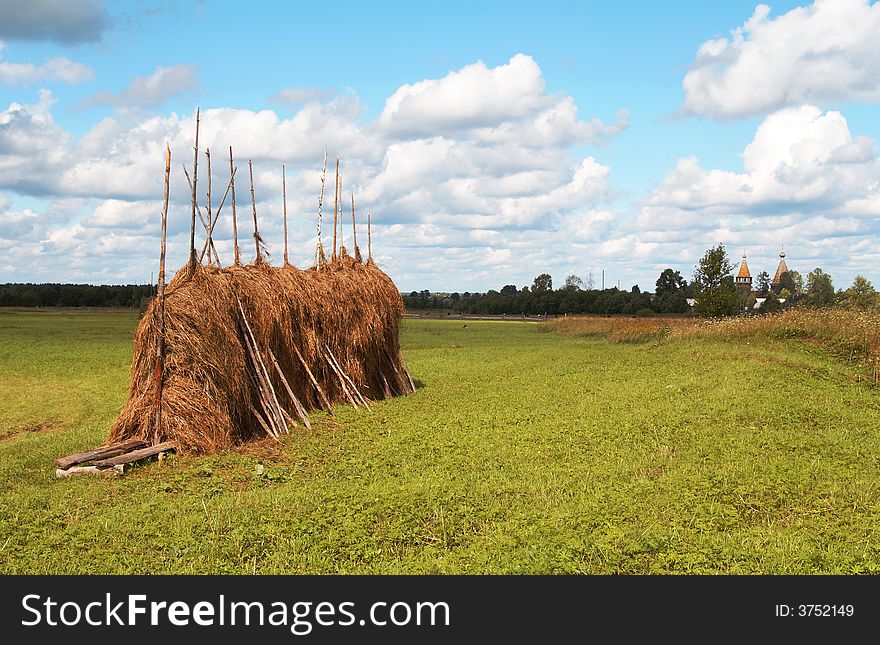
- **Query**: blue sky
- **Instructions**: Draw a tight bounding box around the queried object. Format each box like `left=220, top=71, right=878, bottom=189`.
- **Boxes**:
left=1, top=0, right=878, bottom=292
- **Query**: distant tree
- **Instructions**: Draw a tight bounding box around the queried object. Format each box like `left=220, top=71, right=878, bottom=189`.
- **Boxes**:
left=500, top=284, right=518, bottom=295
left=631, top=285, right=640, bottom=294
left=779, top=270, right=803, bottom=297
left=657, top=291, right=688, bottom=313
left=532, top=273, right=552, bottom=293
left=692, top=244, right=738, bottom=318
left=655, top=268, right=686, bottom=297
left=563, top=275, right=584, bottom=290
left=841, top=275, right=878, bottom=309
left=805, top=268, right=834, bottom=307
left=755, top=271, right=771, bottom=296
left=758, top=290, right=782, bottom=314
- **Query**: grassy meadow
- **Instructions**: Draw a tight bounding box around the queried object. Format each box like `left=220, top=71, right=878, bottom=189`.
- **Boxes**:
left=1, top=308, right=880, bottom=574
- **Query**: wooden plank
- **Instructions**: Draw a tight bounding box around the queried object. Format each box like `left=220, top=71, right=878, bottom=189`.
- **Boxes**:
left=91, top=442, right=176, bottom=468
left=56, top=465, right=124, bottom=478
left=54, top=439, right=148, bottom=470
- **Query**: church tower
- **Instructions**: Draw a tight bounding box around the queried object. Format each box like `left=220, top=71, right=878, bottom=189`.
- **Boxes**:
left=771, top=247, right=789, bottom=290
left=736, top=254, right=752, bottom=289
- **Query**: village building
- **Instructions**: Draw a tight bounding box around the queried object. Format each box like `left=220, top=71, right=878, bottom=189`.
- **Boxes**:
left=736, top=249, right=790, bottom=310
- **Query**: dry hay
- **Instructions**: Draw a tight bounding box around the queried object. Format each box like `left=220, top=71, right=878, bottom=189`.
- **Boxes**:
left=109, top=250, right=413, bottom=454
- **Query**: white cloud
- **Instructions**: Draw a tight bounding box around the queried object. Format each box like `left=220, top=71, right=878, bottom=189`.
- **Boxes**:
left=380, top=54, right=547, bottom=134
left=0, top=54, right=630, bottom=288
left=85, top=64, right=198, bottom=107
left=645, top=106, right=880, bottom=211
left=0, top=56, right=93, bottom=84
left=630, top=104, right=880, bottom=285
left=378, top=54, right=627, bottom=145
left=682, top=0, right=880, bottom=119
left=0, top=90, right=70, bottom=195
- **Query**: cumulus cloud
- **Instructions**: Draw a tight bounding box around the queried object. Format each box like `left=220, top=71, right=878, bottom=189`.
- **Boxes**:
left=644, top=106, right=880, bottom=212
left=0, top=55, right=93, bottom=84
left=631, top=104, right=880, bottom=283
left=379, top=54, right=627, bottom=144
left=84, top=64, right=198, bottom=108
left=682, top=0, right=880, bottom=119
left=0, top=89, right=70, bottom=195
left=0, top=0, right=110, bottom=45
left=0, top=54, right=628, bottom=288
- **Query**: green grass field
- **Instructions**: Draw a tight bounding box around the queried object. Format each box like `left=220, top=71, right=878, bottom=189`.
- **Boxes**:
left=2, top=309, right=879, bottom=574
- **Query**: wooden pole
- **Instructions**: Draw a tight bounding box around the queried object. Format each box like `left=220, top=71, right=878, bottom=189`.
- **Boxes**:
left=249, top=160, right=262, bottom=263
left=230, top=146, right=239, bottom=266
left=205, top=148, right=213, bottom=265
left=338, top=173, right=344, bottom=251
left=368, top=210, right=372, bottom=260
left=153, top=143, right=171, bottom=440
left=188, top=107, right=200, bottom=276
left=316, top=147, right=327, bottom=267
left=351, top=191, right=358, bottom=255
left=183, top=165, right=221, bottom=265
left=333, top=157, right=339, bottom=261
left=282, top=164, right=288, bottom=266
left=199, top=168, right=236, bottom=263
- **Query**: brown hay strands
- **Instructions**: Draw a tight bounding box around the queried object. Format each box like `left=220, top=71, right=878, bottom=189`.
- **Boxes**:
left=109, top=255, right=411, bottom=454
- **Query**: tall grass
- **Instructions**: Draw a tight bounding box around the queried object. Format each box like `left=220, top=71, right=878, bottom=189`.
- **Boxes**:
left=544, top=308, right=880, bottom=384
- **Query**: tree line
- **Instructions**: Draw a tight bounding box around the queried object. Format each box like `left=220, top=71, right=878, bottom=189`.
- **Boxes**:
left=404, top=244, right=878, bottom=317
left=0, top=283, right=153, bottom=308
left=3, top=244, right=876, bottom=316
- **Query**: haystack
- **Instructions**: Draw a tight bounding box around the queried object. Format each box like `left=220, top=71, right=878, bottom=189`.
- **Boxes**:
left=110, top=253, right=412, bottom=453
left=107, top=112, right=414, bottom=454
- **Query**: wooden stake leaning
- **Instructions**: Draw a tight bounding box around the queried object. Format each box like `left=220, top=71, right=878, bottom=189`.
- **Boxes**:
left=153, top=143, right=171, bottom=441
left=325, top=345, right=371, bottom=411
left=182, top=165, right=221, bottom=266
left=383, top=346, right=413, bottom=395
left=188, top=107, right=200, bottom=276
left=230, top=146, right=240, bottom=265
left=291, top=344, right=333, bottom=414
left=237, top=298, right=288, bottom=437
left=267, top=347, right=311, bottom=430
left=199, top=167, right=237, bottom=263
left=244, top=362, right=283, bottom=439
left=324, top=348, right=360, bottom=410
left=399, top=353, right=416, bottom=392
left=248, top=402, right=277, bottom=439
